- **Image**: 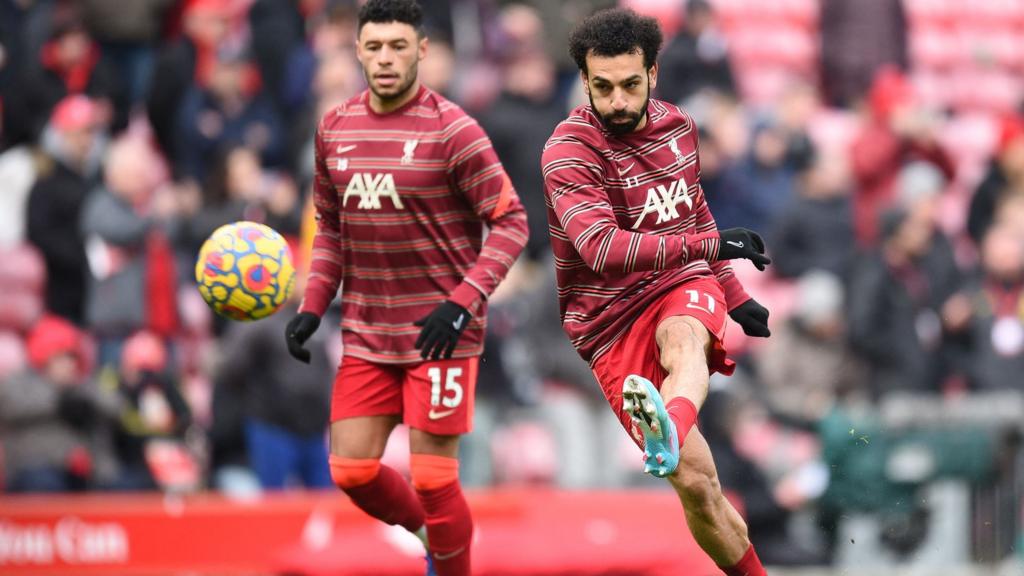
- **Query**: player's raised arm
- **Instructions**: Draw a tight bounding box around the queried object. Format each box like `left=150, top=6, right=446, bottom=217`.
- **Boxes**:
left=446, top=117, right=529, bottom=309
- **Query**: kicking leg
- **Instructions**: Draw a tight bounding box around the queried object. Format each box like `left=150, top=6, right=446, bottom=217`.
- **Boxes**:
left=410, top=430, right=471, bottom=576
left=656, top=314, right=764, bottom=575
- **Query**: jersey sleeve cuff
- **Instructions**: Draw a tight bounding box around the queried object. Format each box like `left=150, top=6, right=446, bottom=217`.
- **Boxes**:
left=298, top=293, right=329, bottom=318
left=448, top=281, right=484, bottom=311
left=684, top=231, right=720, bottom=263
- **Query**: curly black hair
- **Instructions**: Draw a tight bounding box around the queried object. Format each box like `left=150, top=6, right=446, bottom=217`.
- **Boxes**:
left=569, top=8, right=663, bottom=74
left=357, top=0, right=423, bottom=34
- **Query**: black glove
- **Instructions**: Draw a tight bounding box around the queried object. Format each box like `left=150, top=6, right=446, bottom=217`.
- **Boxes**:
left=414, top=301, right=471, bottom=360
left=729, top=298, right=771, bottom=337
left=285, top=312, right=321, bottom=364
left=718, top=228, right=771, bottom=271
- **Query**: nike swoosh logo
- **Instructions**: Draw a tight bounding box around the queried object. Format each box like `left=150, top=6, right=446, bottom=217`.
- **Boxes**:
left=433, top=546, right=466, bottom=561
left=428, top=408, right=457, bottom=420
left=452, top=314, right=465, bottom=330
left=619, top=162, right=636, bottom=175
left=726, top=240, right=744, bottom=248
left=336, top=144, right=357, bottom=154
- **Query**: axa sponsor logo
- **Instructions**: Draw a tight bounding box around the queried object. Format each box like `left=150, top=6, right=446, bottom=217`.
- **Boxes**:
left=632, top=177, right=691, bottom=229
left=342, top=173, right=404, bottom=210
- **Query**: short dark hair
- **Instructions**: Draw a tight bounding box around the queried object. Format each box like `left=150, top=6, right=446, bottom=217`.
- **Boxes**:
left=357, top=0, right=423, bottom=34
left=569, top=8, right=663, bottom=74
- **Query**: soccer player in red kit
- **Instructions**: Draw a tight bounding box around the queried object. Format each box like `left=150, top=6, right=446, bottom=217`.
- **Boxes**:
left=542, top=9, right=771, bottom=576
left=283, top=1, right=528, bottom=574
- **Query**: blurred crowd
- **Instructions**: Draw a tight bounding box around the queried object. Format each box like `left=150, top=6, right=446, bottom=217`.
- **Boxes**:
left=2, top=0, right=1024, bottom=568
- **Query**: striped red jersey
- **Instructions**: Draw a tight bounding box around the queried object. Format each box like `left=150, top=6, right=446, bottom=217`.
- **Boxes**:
left=541, top=99, right=750, bottom=364
left=301, top=86, right=528, bottom=364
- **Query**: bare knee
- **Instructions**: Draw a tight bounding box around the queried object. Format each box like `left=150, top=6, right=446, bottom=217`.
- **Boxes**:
left=330, top=416, right=399, bottom=459
left=409, top=428, right=460, bottom=458
left=656, top=316, right=711, bottom=373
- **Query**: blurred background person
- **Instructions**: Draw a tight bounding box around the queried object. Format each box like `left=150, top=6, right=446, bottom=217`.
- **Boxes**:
left=0, top=315, right=118, bottom=492
left=959, top=224, right=1024, bottom=392
left=80, top=137, right=179, bottom=368
left=212, top=288, right=334, bottom=490
left=174, top=43, right=284, bottom=183
left=657, top=0, right=736, bottom=107
left=26, top=95, right=106, bottom=326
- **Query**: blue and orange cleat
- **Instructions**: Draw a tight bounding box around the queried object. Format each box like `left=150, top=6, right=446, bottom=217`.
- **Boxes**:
left=622, top=375, right=679, bottom=478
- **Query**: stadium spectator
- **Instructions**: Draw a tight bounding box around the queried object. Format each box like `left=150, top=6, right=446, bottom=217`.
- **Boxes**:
left=847, top=205, right=964, bottom=396
left=850, top=67, right=954, bottom=246
left=770, top=150, right=856, bottom=280
left=959, top=224, right=1024, bottom=392
left=480, top=48, right=564, bottom=261
left=147, top=0, right=238, bottom=164
left=173, top=41, right=284, bottom=183
left=213, top=296, right=334, bottom=490
left=755, top=270, right=867, bottom=428
left=0, top=315, right=119, bottom=492
left=109, top=331, right=192, bottom=490
left=656, top=0, right=736, bottom=106
left=81, top=137, right=179, bottom=367
left=26, top=95, right=105, bottom=325
left=6, top=2, right=127, bottom=143
left=967, top=114, right=1024, bottom=245
left=80, top=0, right=175, bottom=105
left=717, top=118, right=798, bottom=233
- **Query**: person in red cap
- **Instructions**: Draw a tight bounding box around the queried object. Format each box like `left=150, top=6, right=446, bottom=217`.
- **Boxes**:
left=849, top=66, right=955, bottom=246
left=0, top=315, right=119, bottom=492
left=108, top=330, right=192, bottom=490
left=26, top=95, right=104, bottom=325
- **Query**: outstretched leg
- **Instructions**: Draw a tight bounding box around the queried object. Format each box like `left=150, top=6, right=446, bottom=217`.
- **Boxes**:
left=626, top=314, right=765, bottom=575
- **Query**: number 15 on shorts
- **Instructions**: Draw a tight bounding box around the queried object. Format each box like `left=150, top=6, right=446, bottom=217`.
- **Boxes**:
left=428, top=366, right=463, bottom=409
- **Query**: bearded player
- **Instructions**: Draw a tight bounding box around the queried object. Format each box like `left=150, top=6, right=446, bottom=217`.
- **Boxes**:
left=284, top=1, right=528, bottom=574
left=542, top=9, right=770, bottom=576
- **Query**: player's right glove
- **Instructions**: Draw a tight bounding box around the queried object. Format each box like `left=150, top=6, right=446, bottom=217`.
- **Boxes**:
left=285, top=312, right=321, bottom=364
left=717, top=228, right=771, bottom=271
left=414, top=301, right=471, bottom=360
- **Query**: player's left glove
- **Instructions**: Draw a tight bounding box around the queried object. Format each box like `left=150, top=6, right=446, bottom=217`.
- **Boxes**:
left=414, top=301, right=471, bottom=360
left=729, top=298, right=771, bottom=337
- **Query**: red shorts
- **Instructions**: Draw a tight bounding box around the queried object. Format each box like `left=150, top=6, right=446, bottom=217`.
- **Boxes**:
left=331, top=355, right=478, bottom=436
left=590, top=277, right=733, bottom=447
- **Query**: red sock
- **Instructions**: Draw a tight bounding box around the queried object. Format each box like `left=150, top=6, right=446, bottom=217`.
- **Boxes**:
left=416, top=481, right=473, bottom=576
left=720, top=544, right=766, bottom=576
left=342, top=465, right=425, bottom=532
left=666, top=396, right=698, bottom=448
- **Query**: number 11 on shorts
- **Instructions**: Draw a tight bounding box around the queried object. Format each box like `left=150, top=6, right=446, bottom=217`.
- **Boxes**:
left=428, top=367, right=464, bottom=408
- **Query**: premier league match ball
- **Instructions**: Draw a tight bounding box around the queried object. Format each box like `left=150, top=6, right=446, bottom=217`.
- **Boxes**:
left=195, top=221, right=295, bottom=322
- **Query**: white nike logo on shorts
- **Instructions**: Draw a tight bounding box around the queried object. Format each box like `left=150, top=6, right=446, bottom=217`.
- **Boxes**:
left=428, top=408, right=457, bottom=420
left=726, top=240, right=744, bottom=248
